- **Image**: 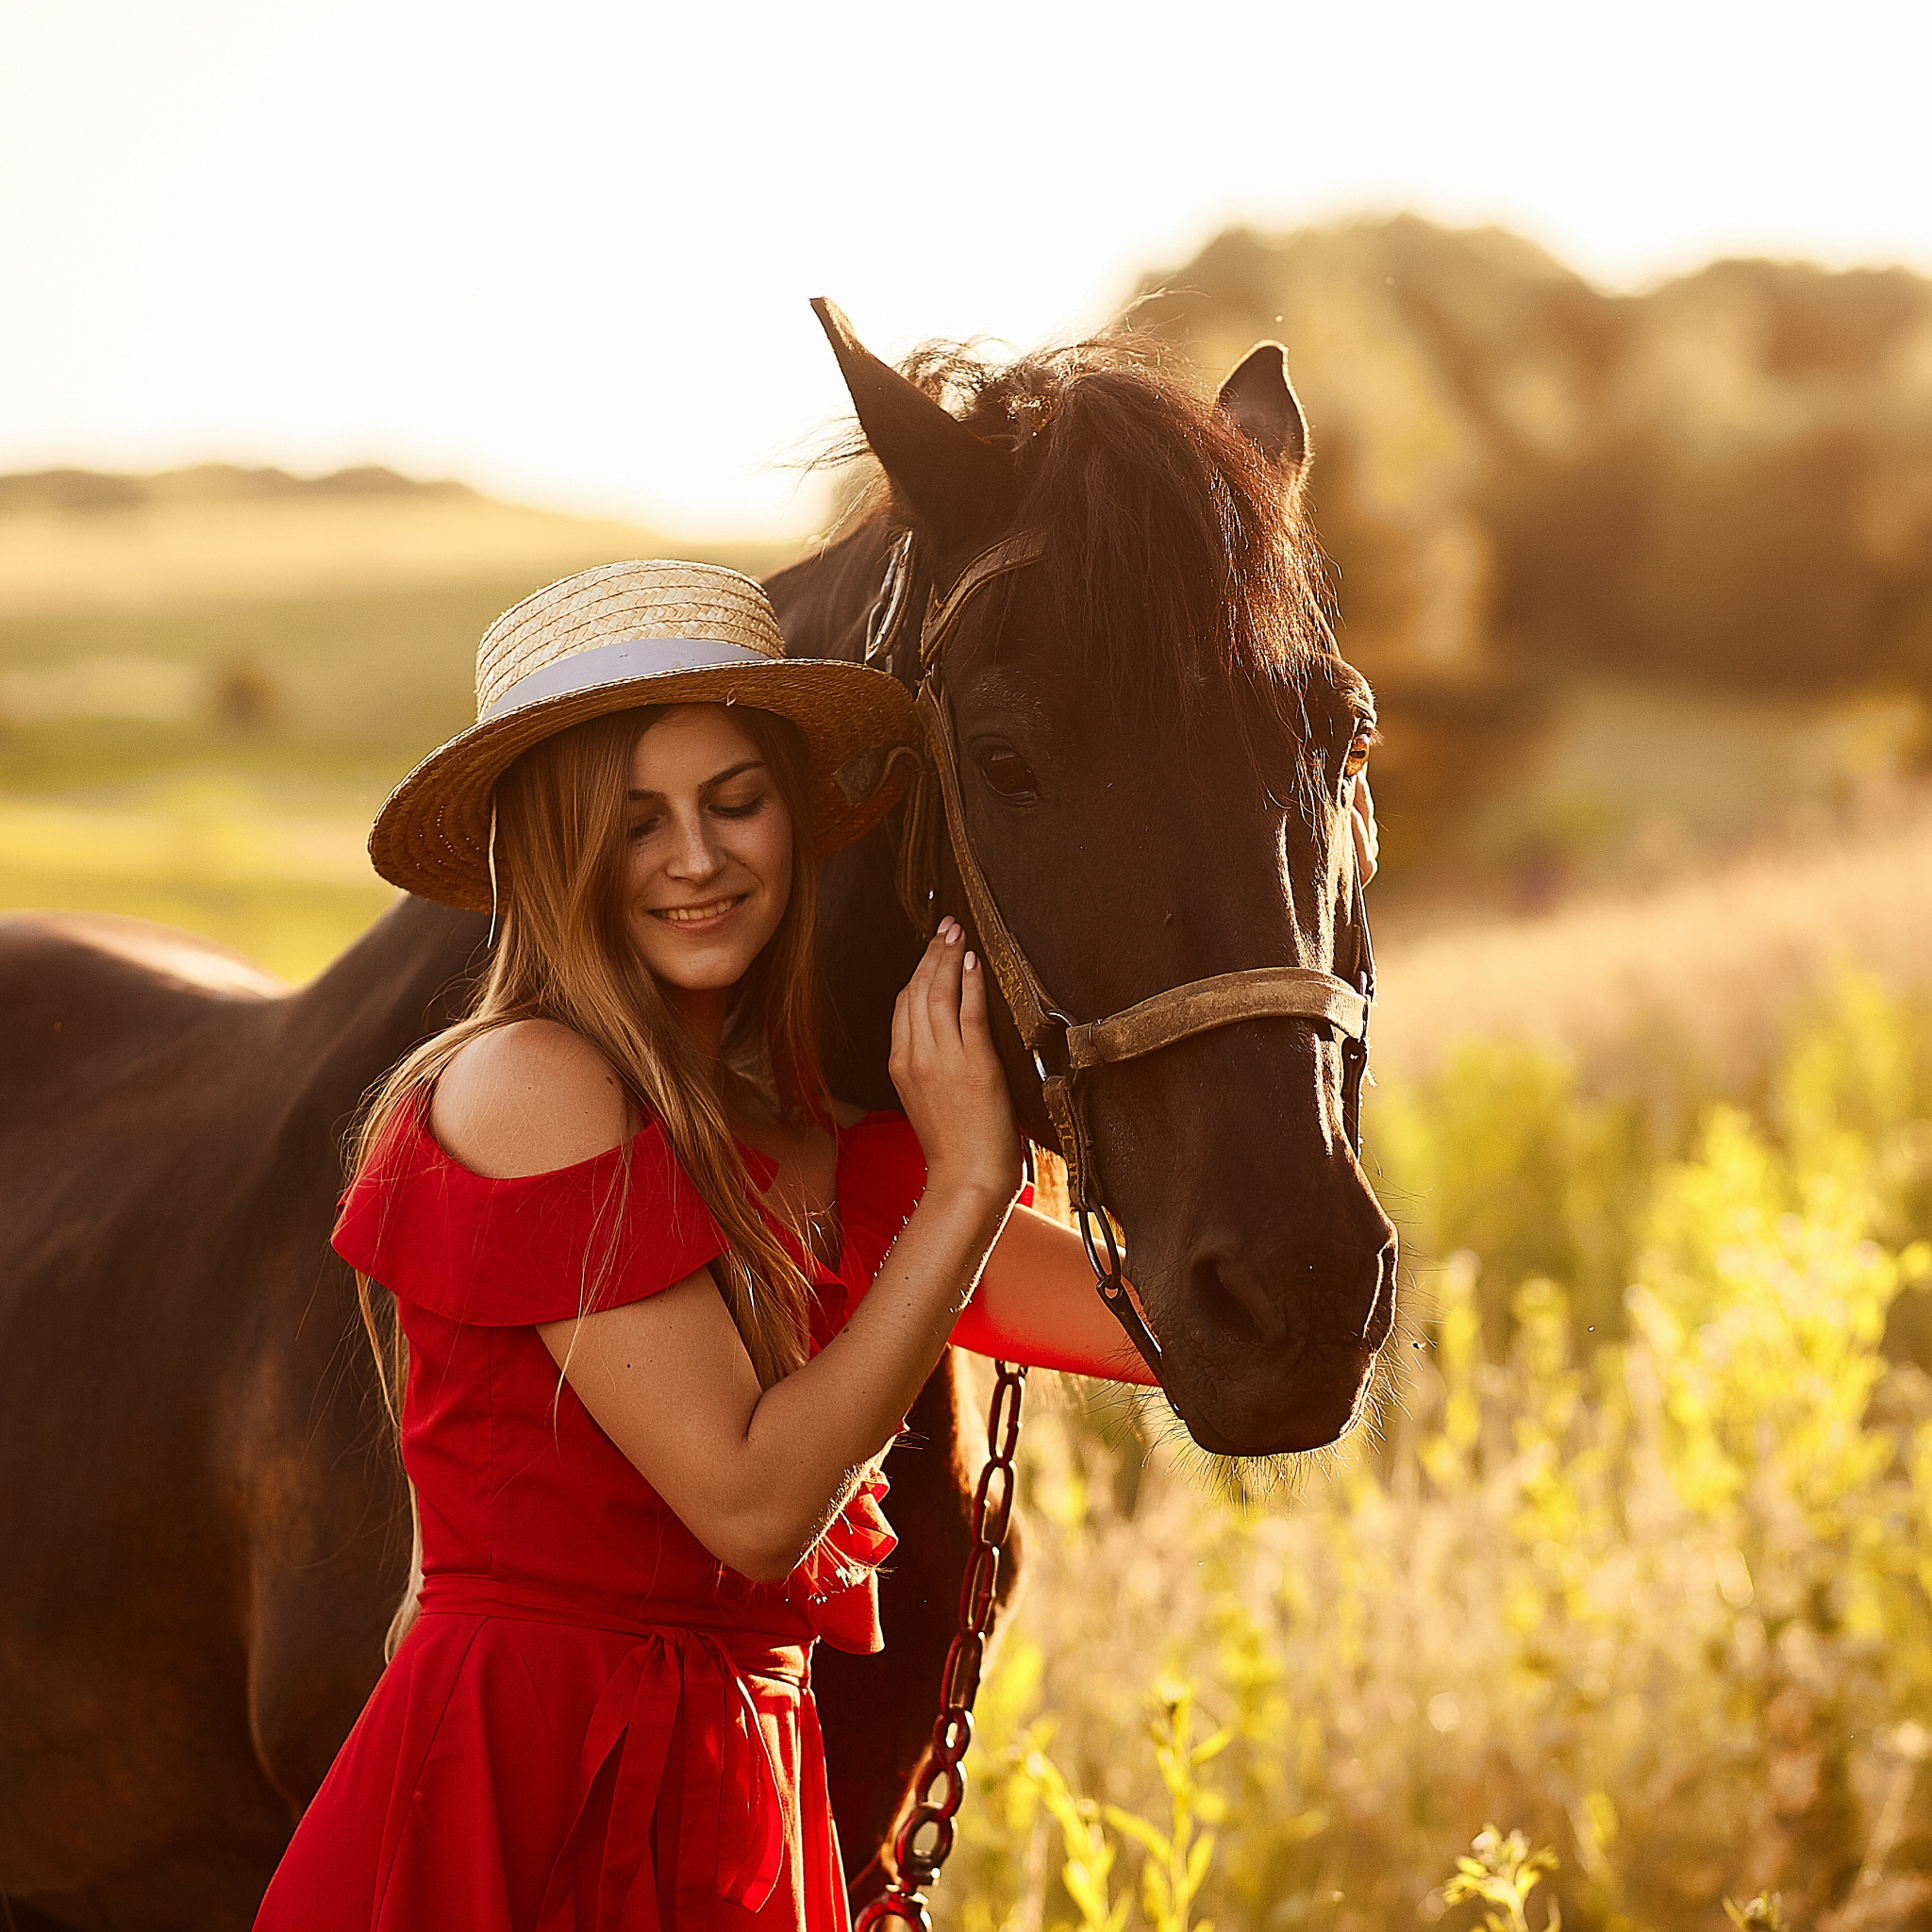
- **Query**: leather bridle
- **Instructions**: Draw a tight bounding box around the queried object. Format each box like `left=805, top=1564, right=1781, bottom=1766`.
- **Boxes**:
left=864, top=528, right=1377, bottom=1365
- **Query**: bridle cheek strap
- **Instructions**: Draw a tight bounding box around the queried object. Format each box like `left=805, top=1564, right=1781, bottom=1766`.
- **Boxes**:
left=914, top=672, right=1108, bottom=1216
left=915, top=679, right=1059, bottom=1052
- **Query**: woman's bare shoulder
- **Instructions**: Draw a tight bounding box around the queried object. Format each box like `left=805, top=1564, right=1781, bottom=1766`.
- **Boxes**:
left=431, top=1020, right=632, bottom=1179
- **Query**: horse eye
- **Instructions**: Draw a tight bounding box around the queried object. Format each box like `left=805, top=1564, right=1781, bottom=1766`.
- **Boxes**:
left=1342, top=725, right=1374, bottom=779
left=974, top=743, right=1040, bottom=802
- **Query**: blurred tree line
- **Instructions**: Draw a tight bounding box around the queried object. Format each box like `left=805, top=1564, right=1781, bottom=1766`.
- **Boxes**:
left=0, top=462, right=475, bottom=512
left=1135, top=218, right=1932, bottom=881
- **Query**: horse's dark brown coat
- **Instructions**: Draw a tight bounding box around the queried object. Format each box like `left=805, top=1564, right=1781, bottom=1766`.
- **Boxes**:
left=0, top=902, right=480, bottom=1927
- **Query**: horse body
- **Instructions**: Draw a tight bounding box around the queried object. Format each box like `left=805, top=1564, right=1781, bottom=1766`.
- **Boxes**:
left=0, top=316, right=1392, bottom=1926
left=0, top=903, right=482, bottom=1926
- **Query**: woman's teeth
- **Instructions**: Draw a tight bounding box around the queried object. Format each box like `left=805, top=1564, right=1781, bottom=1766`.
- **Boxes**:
left=655, top=896, right=745, bottom=924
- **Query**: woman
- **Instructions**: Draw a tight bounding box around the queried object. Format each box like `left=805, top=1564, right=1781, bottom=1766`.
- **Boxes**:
left=254, top=559, right=1166, bottom=1932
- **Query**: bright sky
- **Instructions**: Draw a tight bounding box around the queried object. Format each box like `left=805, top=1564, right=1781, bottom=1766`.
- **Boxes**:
left=5, top=0, right=1929, bottom=539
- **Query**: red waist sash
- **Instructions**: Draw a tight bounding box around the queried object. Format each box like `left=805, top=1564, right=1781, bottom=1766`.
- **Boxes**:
left=415, top=1575, right=807, bottom=1932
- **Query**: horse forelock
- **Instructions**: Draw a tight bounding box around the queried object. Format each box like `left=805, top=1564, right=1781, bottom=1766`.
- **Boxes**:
left=887, top=336, right=1336, bottom=741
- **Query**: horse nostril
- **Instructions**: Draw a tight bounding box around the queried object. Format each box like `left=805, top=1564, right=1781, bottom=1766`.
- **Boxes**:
left=1188, top=1235, right=1395, bottom=1356
left=1188, top=1244, right=1282, bottom=1349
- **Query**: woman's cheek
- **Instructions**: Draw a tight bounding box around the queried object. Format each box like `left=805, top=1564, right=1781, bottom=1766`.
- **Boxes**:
left=753, top=810, right=794, bottom=910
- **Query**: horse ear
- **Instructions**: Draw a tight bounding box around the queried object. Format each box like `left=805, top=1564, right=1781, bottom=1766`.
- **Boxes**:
left=1216, top=342, right=1309, bottom=478
left=811, top=297, right=1016, bottom=541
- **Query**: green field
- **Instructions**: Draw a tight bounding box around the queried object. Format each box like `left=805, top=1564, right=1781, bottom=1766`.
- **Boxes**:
left=0, top=580, right=513, bottom=974
left=0, top=544, right=785, bottom=976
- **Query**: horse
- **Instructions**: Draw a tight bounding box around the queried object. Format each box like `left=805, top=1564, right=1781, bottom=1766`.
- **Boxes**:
left=0, top=312, right=1392, bottom=1929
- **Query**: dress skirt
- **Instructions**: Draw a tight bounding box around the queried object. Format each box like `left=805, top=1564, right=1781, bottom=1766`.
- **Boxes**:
left=256, top=1580, right=850, bottom=1932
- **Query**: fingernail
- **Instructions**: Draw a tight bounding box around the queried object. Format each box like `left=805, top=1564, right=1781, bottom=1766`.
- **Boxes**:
left=946, top=924, right=961, bottom=944
left=964, top=951, right=977, bottom=971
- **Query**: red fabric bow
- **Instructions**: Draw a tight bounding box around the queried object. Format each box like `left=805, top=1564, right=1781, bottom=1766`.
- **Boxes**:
left=536, top=1625, right=789, bottom=1932
left=411, top=1578, right=792, bottom=1932
left=787, top=1469, right=898, bottom=1651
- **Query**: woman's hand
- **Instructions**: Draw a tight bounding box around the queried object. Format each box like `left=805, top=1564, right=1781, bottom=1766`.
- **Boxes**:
left=890, top=917, right=1022, bottom=1202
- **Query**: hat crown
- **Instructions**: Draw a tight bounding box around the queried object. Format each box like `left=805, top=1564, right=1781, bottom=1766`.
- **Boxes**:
left=475, top=559, right=784, bottom=717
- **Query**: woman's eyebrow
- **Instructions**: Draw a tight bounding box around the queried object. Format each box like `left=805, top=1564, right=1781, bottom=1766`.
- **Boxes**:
left=626, top=758, right=767, bottom=801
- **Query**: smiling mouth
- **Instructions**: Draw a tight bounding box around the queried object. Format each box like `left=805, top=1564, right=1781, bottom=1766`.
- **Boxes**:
left=650, top=895, right=748, bottom=927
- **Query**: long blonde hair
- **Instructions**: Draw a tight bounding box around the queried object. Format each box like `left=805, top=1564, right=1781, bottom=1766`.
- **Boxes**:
left=353, top=703, right=831, bottom=1649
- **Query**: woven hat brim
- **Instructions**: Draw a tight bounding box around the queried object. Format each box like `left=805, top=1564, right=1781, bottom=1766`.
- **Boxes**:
left=369, top=658, right=920, bottom=914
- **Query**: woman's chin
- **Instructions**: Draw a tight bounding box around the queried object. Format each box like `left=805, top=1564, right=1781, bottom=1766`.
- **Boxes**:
left=637, top=941, right=741, bottom=989
left=633, top=918, right=777, bottom=996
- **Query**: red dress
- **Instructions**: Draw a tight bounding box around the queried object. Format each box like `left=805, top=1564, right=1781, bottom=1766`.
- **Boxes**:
left=255, top=1102, right=932, bottom=1932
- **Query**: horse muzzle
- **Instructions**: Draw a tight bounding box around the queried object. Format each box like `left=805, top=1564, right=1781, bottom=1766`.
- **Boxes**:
left=1154, top=1225, right=1398, bottom=1456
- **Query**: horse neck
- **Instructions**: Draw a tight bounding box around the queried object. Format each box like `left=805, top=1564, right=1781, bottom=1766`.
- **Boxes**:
left=275, top=894, right=489, bottom=1095
left=767, top=523, right=924, bottom=1109
left=764, top=522, right=899, bottom=663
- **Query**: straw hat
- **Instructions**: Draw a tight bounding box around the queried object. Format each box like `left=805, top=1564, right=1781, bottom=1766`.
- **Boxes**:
left=369, top=560, right=919, bottom=913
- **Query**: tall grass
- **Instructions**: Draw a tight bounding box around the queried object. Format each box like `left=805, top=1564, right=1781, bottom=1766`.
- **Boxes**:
left=941, top=975, right=1932, bottom=1932
left=1371, top=791, right=1932, bottom=1109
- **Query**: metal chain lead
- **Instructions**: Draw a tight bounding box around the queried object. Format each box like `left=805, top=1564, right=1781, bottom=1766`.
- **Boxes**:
left=855, top=1357, right=1029, bottom=1931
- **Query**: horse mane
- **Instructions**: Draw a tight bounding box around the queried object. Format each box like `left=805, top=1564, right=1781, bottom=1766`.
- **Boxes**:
left=841, top=334, right=1335, bottom=713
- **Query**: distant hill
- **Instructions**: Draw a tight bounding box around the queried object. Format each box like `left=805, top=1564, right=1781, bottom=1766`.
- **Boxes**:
left=0, top=462, right=476, bottom=514
left=0, top=463, right=792, bottom=622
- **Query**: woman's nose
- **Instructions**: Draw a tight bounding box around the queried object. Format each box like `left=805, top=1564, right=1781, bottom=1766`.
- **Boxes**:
left=663, top=808, right=723, bottom=882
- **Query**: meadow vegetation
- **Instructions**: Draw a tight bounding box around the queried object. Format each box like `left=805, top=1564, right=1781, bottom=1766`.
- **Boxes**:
left=940, top=963, right=1932, bottom=1932
left=1371, top=795, right=1932, bottom=1108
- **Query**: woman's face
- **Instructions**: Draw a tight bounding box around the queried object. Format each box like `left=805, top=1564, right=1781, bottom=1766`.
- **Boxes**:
left=622, top=703, right=794, bottom=996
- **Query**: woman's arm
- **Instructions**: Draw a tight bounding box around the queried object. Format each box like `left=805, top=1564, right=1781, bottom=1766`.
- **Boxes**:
left=541, top=1179, right=1011, bottom=1580
left=474, top=923, right=1021, bottom=1584
left=952, top=1206, right=1160, bottom=1385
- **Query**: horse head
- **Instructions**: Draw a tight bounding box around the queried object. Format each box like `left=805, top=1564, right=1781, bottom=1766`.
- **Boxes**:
left=811, top=303, right=1397, bottom=1458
